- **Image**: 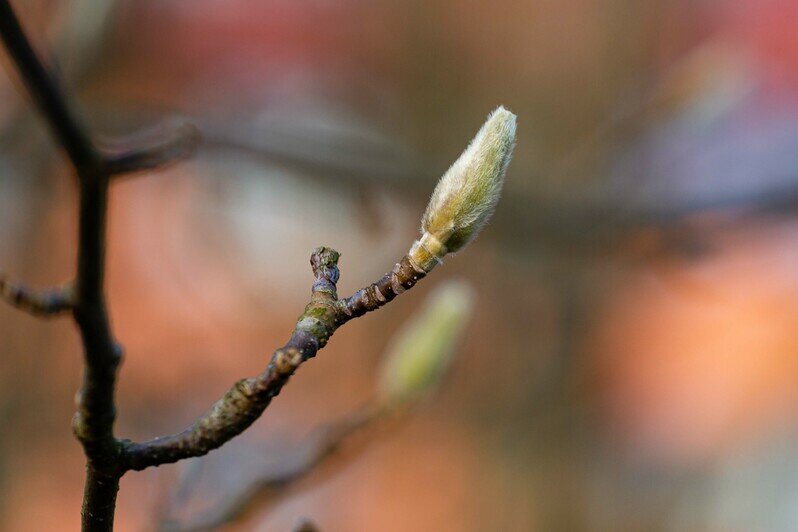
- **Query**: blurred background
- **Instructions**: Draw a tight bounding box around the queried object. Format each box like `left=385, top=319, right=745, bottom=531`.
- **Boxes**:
left=3, top=0, right=798, bottom=530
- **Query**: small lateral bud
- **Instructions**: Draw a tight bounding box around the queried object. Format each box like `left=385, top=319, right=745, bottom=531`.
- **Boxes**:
left=377, top=280, right=475, bottom=405
left=410, top=106, right=516, bottom=272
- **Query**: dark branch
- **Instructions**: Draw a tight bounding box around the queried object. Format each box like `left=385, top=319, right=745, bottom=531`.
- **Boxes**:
left=0, top=0, right=120, bottom=455
left=0, top=0, right=100, bottom=171
left=0, top=2, right=196, bottom=529
left=0, top=276, right=74, bottom=316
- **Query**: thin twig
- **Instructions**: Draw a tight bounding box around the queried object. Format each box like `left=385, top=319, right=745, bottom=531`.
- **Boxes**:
left=103, top=121, right=200, bottom=176
left=162, top=403, right=386, bottom=531
left=0, top=0, right=98, bottom=169
left=0, top=276, right=74, bottom=316
left=122, top=249, right=427, bottom=471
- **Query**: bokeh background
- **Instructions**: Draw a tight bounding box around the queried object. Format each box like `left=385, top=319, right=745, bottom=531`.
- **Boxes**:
left=3, top=0, right=798, bottom=530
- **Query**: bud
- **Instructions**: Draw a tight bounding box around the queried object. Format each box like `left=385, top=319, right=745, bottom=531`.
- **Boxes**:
left=410, top=106, right=516, bottom=272
left=377, top=281, right=475, bottom=405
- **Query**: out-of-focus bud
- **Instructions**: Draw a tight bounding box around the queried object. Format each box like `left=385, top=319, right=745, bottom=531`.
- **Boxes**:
left=377, top=280, right=475, bottom=405
left=409, top=106, right=516, bottom=272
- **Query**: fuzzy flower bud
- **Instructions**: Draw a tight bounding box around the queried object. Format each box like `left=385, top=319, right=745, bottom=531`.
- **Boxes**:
left=409, top=106, right=516, bottom=272
left=377, top=280, right=474, bottom=405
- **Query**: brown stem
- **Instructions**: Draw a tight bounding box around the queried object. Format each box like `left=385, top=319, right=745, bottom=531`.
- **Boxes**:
left=123, top=250, right=427, bottom=472
left=337, top=255, right=427, bottom=321
left=122, top=248, right=342, bottom=470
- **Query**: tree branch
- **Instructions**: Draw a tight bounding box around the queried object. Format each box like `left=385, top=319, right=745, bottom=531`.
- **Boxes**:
left=0, top=1, right=197, bottom=529
left=0, top=0, right=99, bottom=170
left=0, top=275, right=74, bottom=316
left=122, top=248, right=427, bottom=471
left=159, top=278, right=475, bottom=531
left=0, top=2, right=122, bottom=528
left=103, top=121, right=200, bottom=176
left=337, top=256, right=427, bottom=321
left=162, top=403, right=385, bottom=531
left=0, top=2, right=514, bottom=527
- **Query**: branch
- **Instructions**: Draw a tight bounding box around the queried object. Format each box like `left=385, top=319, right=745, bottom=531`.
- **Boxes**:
left=0, top=0, right=98, bottom=170
left=159, top=279, right=475, bottom=531
left=122, top=247, right=428, bottom=470
left=163, top=404, right=385, bottom=532
left=0, top=276, right=74, bottom=316
left=103, top=121, right=200, bottom=176
left=0, top=3, right=515, bottom=524
left=0, top=2, right=197, bottom=529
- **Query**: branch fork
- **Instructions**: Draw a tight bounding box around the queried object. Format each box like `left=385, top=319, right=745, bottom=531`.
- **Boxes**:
left=0, top=1, right=515, bottom=527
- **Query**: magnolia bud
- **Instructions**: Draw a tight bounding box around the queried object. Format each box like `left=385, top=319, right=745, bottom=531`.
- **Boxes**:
left=377, top=280, right=475, bottom=405
left=409, top=106, right=516, bottom=272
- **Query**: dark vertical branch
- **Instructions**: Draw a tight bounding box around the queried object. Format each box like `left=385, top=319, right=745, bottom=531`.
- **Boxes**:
left=0, top=0, right=99, bottom=170
left=72, top=176, right=122, bottom=463
left=0, top=2, right=120, bottom=529
left=82, top=467, right=122, bottom=531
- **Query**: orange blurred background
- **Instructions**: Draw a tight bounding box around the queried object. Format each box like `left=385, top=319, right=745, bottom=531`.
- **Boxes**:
left=3, top=0, right=798, bottom=530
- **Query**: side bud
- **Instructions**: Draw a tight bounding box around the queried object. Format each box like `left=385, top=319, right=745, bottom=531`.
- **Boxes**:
left=410, top=106, right=516, bottom=272
left=377, top=280, right=474, bottom=405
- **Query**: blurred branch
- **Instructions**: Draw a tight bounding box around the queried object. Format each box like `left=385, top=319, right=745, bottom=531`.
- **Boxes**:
left=196, top=117, right=419, bottom=186
left=103, top=120, right=200, bottom=176
left=293, top=519, right=321, bottom=532
left=0, top=276, right=74, bottom=316
left=0, top=1, right=196, bottom=529
left=0, top=2, right=122, bottom=529
left=0, top=0, right=98, bottom=169
left=162, top=403, right=386, bottom=532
